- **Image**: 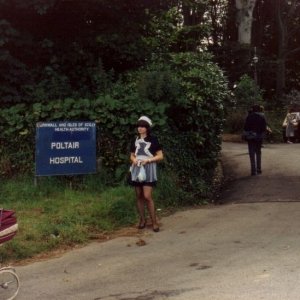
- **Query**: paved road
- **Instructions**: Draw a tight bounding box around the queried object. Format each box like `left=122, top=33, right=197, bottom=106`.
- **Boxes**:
left=221, top=142, right=300, bottom=202
left=15, top=142, right=300, bottom=300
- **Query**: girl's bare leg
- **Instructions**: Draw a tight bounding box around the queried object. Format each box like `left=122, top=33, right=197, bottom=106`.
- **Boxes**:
left=135, top=186, right=146, bottom=226
left=143, top=186, right=159, bottom=230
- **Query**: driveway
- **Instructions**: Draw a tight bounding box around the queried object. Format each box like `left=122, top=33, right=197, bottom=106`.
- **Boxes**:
left=221, top=142, right=300, bottom=202
left=15, top=142, right=300, bottom=300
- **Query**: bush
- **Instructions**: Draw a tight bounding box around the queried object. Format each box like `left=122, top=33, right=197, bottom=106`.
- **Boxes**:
left=233, top=74, right=263, bottom=109
left=163, top=52, right=229, bottom=200
left=0, top=51, right=229, bottom=205
left=224, top=108, right=286, bottom=143
left=264, top=110, right=286, bottom=143
left=224, top=109, right=247, bottom=134
left=154, top=169, right=185, bottom=207
left=281, top=89, right=300, bottom=109
left=0, top=97, right=168, bottom=176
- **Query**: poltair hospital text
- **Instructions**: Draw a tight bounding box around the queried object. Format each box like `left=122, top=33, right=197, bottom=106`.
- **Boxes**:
left=50, top=156, right=83, bottom=164
left=49, top=142, right=83, bottom=164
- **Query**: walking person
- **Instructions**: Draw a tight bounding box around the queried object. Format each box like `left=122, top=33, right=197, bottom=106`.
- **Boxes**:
left=258, top=105, right=272, bottom=146
left=129, top=116, right=163, bottom=232
left=243, top=104, right=267, bottom=176
left=284, top=108, right=299, bottom=143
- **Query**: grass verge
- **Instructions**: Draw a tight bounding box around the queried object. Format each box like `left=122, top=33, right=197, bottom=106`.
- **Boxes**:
left=0, top=168, right=198, bottom=263
left=0, top=174, right=137, bottom=262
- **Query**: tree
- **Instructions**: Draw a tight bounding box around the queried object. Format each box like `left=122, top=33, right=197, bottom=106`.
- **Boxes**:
left=235, top=0, right=258, bottom=45
left=206, top=0, right=229, bottom=46
left=0, top=0, right=174, bottom=105
left=233, top=74, right=263, bottom=107
left=251, top=0, right=300, bottom=98
left=274, top=0, right=300, bottom=97
left=210, top=0, right=300, bottom=101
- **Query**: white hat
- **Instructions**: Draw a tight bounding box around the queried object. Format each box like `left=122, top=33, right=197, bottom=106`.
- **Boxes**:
left=138, top=116, right=153, bottom=127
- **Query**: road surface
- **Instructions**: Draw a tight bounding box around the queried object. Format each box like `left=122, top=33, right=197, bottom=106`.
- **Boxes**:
left=14, top=142, right=300, bottom=300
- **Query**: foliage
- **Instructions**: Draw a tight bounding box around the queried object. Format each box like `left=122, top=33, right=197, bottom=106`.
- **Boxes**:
left=252, top=0, right=300, bottom=98
left=264, top=110, right=286, bottom=143
left=224, top=109, right=247, bottom=134
left=0, top=1, right=224, bottom=107
left=137, top=66, right=181, bottom=104
left=0, top=49, right=229, bottom=205
left=0, top=2, right=234, bottom=262
left=148, top=52, right=229, bottom=201
left=154, top=169, right=186, bottom=207
left=0, top=176, right=134, bottom=261
left=143, top=7, right=183, bottom=58
left=0, top=168, right=187, bottom=262
left=2, top=0, right=300, bottom=108
left=0, top=96, right=168, bottom=176
left=0, top=0, right=176, bottom=105
left=233, top=74, right=263, bottom=109
left=224, top=108, right=286, bottom=144
left=281, top=89, right=300, bottom=109
left=124, top=51, right=229, bottom=200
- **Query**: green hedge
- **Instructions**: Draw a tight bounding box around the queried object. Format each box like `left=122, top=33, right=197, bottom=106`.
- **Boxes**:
left=0, top=52, right=229, bottom=203
left=0, top=97, right=168, bottom=175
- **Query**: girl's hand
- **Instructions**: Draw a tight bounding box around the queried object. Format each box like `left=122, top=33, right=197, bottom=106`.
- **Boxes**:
left=141, top=158, right=153, bottom=165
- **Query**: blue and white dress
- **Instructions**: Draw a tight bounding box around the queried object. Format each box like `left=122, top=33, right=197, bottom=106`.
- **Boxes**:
left=130, top=135, right=162, bottom=186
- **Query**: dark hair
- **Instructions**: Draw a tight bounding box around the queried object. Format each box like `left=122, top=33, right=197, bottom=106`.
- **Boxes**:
left=136, top=120, right=151, bottom=135
left=289, top=107, right=295, bottom=113
left=252, top=104, right=261, bottom=113
left=137, top=120, right=150, bottom=128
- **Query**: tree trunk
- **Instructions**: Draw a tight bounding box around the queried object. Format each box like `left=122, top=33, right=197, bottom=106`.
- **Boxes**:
left=276, top=58, right=286, bottom=97
left=235, top=0, right=257, bottom=44
left=275, top=0, right=287, bottom=97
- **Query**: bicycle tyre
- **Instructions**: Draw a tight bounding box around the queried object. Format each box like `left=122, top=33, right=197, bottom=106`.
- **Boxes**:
left=0, top=269, right=20, bottom=300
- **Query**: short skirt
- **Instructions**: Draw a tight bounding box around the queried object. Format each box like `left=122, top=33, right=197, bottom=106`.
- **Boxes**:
left=129, top=181, right=157, bottom=187
left=129, top=155, right=157, bottom=187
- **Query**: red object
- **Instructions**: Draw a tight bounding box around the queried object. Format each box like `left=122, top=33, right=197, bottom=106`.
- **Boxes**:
left=0, top=209, right=18, bottom=244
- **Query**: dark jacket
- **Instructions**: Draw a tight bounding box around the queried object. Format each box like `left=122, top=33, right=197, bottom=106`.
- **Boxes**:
left=244, top=112, right=267, bottom=139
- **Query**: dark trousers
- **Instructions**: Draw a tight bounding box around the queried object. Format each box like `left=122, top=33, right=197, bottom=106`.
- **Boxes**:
left=247, top=140, right=262, bottom=175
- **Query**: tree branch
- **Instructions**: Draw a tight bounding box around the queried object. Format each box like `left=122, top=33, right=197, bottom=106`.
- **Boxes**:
left=287, top=0, right=298, bottom=19
left=285, top=47, right=300, bottom=59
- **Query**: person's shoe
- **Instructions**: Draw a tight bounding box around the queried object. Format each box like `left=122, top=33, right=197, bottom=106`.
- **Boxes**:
left=137, top=220, right=146, bottom=229
left=251, top=172, right=256, bottom=176
left=257, top=170, right=262, bottom=174
left=152, top=224, right=160, bottom=232
left=287, top=141, right=293, bottom=144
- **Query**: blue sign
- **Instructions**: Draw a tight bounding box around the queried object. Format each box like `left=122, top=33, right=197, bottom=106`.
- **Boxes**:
left=35, top=121, right=97, bottom=176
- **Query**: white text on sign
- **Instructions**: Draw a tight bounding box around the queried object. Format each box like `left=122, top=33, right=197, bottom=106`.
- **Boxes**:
left=49, top=157, right=83, bottom=164
left=51, top=142, right=80, bottom=149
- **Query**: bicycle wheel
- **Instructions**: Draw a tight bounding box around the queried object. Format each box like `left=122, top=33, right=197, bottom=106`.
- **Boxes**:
left=0, top=269, right=20, bottom=300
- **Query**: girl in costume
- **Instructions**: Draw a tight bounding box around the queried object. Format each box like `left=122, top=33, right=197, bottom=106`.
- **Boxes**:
left=129, top=116, right=163, bottom=232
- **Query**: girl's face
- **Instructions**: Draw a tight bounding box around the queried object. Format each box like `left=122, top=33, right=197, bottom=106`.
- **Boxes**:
left=137, top=125, right=147, bottom=135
